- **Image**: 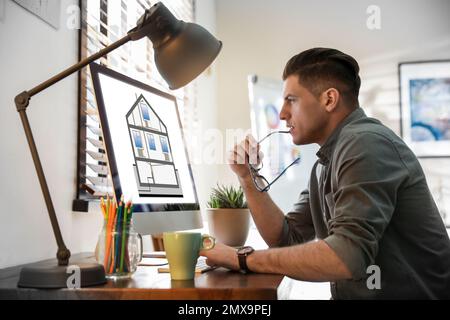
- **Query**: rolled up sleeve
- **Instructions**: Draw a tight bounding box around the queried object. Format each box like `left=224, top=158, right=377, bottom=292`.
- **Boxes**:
left=278, top=188, right=316, bottom=247
left=323, top=132, right=410, bottom=280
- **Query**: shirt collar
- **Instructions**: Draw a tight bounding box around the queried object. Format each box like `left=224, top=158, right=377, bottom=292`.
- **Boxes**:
left=316, top=107, right=366, bottom=165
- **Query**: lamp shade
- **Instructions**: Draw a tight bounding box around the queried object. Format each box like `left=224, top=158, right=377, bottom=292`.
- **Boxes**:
left=155, top=22, right=222, bottom=90
left=131, top=2, right=222, bottom=90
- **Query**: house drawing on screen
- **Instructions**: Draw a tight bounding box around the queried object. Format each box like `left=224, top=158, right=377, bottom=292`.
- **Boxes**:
left=126, top=94, right=183, bottom=197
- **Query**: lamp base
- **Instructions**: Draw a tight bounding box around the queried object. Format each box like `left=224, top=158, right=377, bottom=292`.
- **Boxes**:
left=18, top=263, right=106, bottom=289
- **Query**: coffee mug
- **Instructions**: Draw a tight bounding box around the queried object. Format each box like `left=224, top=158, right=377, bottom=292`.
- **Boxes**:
left=163, top=232, right=215, bottom=280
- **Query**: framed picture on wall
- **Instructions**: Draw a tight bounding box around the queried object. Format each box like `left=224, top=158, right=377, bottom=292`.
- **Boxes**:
left=399, top=60, right=450, bottom=158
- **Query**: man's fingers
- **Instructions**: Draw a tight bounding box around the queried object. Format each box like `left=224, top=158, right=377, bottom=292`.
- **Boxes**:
left=245, top=135, right=259, bottom=165
left=246, top=134, right=258, bottom=145
left=227, top=135, right=260, bottom=166
left=227, top=151, right=247, bottom=165
left=228, top=146, right=248, bottom=165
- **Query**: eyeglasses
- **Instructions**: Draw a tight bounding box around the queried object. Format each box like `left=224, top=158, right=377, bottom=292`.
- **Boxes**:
left=248, top=131, right=301, bottom=192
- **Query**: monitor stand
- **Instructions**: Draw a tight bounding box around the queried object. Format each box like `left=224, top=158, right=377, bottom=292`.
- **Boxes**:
left=132, top=210, right=203, bottom=235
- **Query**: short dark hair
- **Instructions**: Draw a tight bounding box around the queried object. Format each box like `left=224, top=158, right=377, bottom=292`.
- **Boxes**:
left=283, top=48, right=361, bottom=107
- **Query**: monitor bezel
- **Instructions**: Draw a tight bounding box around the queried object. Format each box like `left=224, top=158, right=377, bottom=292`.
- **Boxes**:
left=89, top=62, right=200, bottom=213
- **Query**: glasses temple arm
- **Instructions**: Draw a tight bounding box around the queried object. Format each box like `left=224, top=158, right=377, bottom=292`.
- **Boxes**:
left=257, top=130, right=290, bottom=144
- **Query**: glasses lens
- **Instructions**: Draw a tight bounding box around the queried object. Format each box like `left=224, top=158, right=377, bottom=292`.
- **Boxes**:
left=249, top=131, right=300, bottom=192
left=248, top=165, right=269, bottom=191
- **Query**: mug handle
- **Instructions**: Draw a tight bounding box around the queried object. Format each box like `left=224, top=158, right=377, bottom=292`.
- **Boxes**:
left=201, top=235, right=215, bottom=250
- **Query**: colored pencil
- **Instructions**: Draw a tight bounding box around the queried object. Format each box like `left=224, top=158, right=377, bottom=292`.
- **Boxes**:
left=103, top=200, right=115, bottom=270
left=119, top=201, right=129, bottom=272
left=113, top=200, right=123, bottom=272
left=100, top=197, right=105, bottom=219
left=109, top=204, right=119, bottom=274
left=106, top=195, right=110, bottom=221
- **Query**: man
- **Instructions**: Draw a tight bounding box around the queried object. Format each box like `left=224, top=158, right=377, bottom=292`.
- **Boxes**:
left=200, top=48, right=450, bottom=299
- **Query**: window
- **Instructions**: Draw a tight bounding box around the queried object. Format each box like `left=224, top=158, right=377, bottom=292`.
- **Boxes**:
left=73, top=0, right=196, bottom=211
left=141, top=103, right=151, bottom=121
left=160, top=136, right=169, bottom=153
left=147, top=133, right=156, bottom=151
left=133, top=131, right=143, bottom=149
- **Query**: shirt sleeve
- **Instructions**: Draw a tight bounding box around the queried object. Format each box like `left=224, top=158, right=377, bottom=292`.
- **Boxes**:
left=278, top=188, right=316, bottom=247
left=323, top=132, right=410, bottom=280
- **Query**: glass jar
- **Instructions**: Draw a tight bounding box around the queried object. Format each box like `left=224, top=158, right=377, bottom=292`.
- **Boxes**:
left=95, top=220, right=142, bottom=279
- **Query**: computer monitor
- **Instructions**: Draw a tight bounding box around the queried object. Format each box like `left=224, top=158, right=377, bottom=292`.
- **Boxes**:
left=89, top=63, right=202, bottom=235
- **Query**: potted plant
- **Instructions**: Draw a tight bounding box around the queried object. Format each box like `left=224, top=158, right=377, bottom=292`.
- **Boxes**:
left=206, top=184, right=250, bottom=247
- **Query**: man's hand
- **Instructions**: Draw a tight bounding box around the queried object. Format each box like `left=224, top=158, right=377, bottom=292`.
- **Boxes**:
left=225, top=135, right=285, bottom=248
left=227, top=135, right=263, bottom=180
left=199, top=243, right=240, bottom=271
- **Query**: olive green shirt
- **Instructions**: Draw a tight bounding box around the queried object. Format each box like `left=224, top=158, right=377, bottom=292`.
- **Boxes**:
left=279, top=107, right=450, bottom=299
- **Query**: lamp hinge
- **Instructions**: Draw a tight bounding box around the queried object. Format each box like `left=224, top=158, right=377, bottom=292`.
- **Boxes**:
left=15, top=91, right=31, bottom=112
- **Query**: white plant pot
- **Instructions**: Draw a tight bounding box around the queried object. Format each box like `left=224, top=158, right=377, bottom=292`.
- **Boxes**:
left=206, top=208, right=250, bottom=247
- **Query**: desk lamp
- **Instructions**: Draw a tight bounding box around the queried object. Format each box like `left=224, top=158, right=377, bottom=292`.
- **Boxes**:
left=15, top=2, right=222, bottom=288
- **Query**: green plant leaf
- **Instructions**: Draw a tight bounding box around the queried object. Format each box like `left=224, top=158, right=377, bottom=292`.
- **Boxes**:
left=206, top=184, right=247, bottom=209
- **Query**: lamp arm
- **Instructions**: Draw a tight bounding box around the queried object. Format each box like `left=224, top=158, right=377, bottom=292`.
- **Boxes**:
left=14, top=34, right=132, bottom=266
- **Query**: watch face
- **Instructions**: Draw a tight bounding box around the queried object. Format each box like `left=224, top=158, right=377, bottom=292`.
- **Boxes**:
left=239, top=246, right=254, bottom=255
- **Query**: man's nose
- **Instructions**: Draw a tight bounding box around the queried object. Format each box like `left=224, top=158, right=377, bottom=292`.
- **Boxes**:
left=279, top=103, right=289, bottom=120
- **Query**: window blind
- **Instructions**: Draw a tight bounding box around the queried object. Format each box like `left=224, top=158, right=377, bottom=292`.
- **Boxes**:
left=73, top=0, right=196, bottom=211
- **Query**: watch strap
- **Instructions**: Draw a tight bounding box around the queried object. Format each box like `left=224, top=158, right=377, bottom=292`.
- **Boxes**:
left=237, top=246, right=254, bottom=273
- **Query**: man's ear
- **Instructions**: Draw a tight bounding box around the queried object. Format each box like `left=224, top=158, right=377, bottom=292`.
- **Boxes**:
left=321, top=88, right=339, bottom=112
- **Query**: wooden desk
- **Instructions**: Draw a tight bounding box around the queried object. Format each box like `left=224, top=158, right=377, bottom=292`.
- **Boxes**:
left=0, top=253, right=287, bottom=300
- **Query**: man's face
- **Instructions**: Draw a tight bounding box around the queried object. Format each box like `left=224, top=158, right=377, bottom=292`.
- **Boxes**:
left=280, top=75, right=329, bottom=145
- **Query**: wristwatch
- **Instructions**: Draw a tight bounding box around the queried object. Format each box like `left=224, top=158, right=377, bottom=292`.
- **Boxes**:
left=237, top=246, right=255, bottom=273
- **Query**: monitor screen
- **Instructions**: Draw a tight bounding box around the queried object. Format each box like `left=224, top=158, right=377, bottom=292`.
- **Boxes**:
left=89, top=63, right=199, bottom=214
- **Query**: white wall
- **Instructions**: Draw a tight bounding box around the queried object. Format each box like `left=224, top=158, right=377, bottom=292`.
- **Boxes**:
left=0, top=0, right=103, bottom=268
left=214, top=0, right=450, bottom=216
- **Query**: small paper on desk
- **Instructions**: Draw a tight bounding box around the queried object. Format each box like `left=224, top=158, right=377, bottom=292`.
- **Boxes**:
left=142, top=251, right=166, bottom=259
